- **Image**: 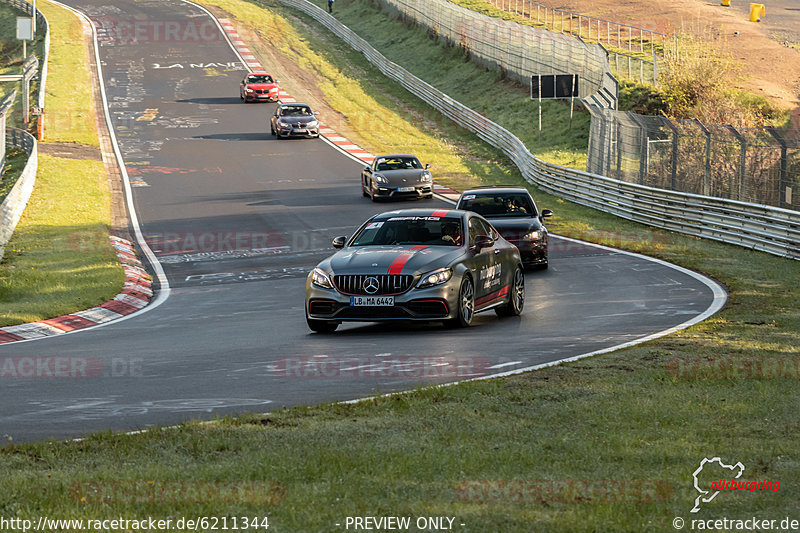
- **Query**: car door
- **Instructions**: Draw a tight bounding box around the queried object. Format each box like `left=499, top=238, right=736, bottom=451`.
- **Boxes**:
left=466, top=215, right=499, bottom=305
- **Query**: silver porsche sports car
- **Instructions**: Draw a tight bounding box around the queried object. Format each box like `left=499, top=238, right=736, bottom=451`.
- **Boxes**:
left=361, top=154, right=433, bottom=201
left=305, top=208, right=525, bottom=332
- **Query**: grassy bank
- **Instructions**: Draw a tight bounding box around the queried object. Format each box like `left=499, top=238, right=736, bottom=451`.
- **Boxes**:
left=0, top=0, right=121, bottom=326
left=1, top=0, right=797, bottom=531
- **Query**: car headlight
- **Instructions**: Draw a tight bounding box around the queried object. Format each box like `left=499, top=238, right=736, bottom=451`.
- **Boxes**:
left=269, top=87, right=279, bottom=93
left=523, top=230, right=541, bottom=241
left=420, top=171, right=432, bottom=183
left=307, top=119, right=319, bottom=127
left=277, top=119, right=288, bottom=126
left=416, top=267, right=452, bottom=289
left=311, top=268, right=334, bottom=289
left=373, top=174, right=388, bottom=184
left=245, top=87, right=254, bottom=93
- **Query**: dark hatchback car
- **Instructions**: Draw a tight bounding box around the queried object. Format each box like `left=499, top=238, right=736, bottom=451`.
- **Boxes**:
left=456, top=187, right=553, bottom=268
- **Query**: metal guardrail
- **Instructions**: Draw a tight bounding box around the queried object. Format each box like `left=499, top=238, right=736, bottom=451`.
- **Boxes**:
left=0, top=128, right=37, bottom=260
left=0, top=0, right=50, bottom=110
left=279, top=0, right=799, bottom=260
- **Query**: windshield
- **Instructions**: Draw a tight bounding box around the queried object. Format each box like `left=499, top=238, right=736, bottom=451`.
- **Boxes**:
left=458, top=193, right=536, bottom=218
left=282, top=106, right=313, bottom=116
left=246, top=75, right=273, bottom=83
left=375, top=157, right=422, bottom=172
left=350, top=216, right=463, bottom=247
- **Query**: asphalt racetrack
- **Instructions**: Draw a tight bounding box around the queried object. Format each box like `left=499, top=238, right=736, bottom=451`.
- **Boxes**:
left=0, top=0, right=725, bottom=442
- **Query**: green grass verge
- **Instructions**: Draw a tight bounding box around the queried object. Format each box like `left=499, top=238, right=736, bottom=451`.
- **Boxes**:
left=0, top=0, right=121, bottom=326
left=0, top=154, right=122, bottom=325
left=0, top=149, right=27, bottom=203
left=36, top=0, right=99, bottom=146
left=1, top=0, right=797, bottom=530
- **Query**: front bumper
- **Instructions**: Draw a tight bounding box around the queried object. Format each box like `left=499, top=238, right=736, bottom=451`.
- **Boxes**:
left=244, top=91, right=279, bottom=102
left=276, top=124, right=320, bottom=137
left=507, top=239, right=547, bottom=265
left=306, top=276, right=459, bottom=322
left=371, top=184, right=433, bottom=200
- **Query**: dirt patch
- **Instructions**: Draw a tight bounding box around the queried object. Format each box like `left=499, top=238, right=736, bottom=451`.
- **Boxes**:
left=38, top=142, right=102, bottom=160
left=548, top=0, right=800, bottom=118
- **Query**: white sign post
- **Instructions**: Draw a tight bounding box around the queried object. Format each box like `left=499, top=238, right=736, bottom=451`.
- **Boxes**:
left=16, top=17, right=33, bottom=58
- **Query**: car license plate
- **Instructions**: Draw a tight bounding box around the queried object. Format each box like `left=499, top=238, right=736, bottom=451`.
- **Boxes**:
left=350, top=296, right=394, bottom=306
left=294, top=128, right=306, bottom=133
left=397, top=186, right=415, bottom=192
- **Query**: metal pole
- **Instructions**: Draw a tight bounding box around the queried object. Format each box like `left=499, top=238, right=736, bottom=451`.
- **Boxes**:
left=665, top=119, right=679, bottom=190
left=766, top=126, right=789, bottom=207
left=569, top=74, right=575, bottom=128
left=693, top=119, right=712, bottom=196
left=538, top=76, right=542, bottom=143
left=727, top=125, right=746, bottom=201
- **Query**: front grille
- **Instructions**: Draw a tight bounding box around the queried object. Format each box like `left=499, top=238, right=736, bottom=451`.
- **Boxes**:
left=333, top=274, right=414, bottom=295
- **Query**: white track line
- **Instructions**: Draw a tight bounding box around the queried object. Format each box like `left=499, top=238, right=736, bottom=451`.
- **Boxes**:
left=18, top=0, right=174, bottom=339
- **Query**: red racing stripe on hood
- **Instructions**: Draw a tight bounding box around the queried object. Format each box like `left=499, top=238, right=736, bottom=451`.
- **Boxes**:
left=387, top=245, right=428, bottom=275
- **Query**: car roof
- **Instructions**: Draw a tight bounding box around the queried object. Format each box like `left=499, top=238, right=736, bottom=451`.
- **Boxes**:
left=374, top=208, right=468, bottom=219
left=247, top=71, right=273, bottom=76
left=460, top=186, right=531, bottom=195
left=278, top=102, right=311, bottom=107
left=374, top=154, right=419, bottom=160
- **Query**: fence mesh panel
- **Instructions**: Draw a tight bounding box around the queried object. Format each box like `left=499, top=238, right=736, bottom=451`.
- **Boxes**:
left=587, top=105, right=800, bottom=210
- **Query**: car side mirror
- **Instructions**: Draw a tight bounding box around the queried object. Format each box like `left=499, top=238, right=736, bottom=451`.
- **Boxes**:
left=313, top=111, right=320, bottom=115
left=332, top=236, right=347, bottom=249
left=364, top=166, right=371, bottom=172
left=473, top=234, right=494, bottom=250
left=541, top=209, right=553, bottom=218
left=424, top=163, right=431, bottom=169
left=275, top=79, right=280, bottom=84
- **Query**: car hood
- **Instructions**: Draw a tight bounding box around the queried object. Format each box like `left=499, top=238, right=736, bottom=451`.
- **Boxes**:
left=376, top=169, right=427, bottom=185
left=486, top=217, right=543, bottom=239
left=278, top=116, right=317, bottom=125
left=321, top=246, right=463, bottom=277
left=245, top=83, right=278, bottom=90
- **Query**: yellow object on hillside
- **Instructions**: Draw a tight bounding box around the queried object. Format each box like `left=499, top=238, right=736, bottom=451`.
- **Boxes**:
left=721, top=0, right=731, bottom=6
left=749, top=3, right=765, bottom=21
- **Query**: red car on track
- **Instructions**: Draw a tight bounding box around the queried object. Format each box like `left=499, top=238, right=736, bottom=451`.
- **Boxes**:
left=239, top=72, right=280, bottom=103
